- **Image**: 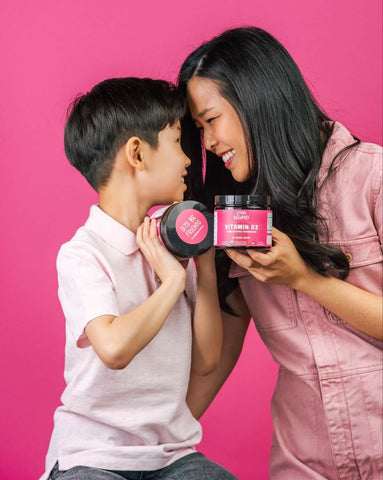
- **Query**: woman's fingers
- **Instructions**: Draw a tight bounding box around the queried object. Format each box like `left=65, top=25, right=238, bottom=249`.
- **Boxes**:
left=226, top=246, right=280, bottom=268
left=226, top=249, right=262, bottom=269
left=246, top=248, right=279, bottom=267
left=226, top=227, right=311, bottom=287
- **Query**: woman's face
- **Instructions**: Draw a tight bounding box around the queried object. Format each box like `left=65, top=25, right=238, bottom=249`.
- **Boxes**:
left=186, top=76, right=250, bottom=182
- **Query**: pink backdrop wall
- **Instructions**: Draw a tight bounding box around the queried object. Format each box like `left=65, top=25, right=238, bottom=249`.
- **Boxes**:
left=0, top=1, right=381, bottom=479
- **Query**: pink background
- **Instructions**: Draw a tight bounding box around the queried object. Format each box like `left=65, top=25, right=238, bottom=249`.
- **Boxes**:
left=0, top=1, right=381, bottom=479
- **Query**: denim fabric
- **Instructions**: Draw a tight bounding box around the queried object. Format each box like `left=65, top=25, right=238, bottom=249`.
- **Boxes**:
left=49, top=453, right=238, bottom=480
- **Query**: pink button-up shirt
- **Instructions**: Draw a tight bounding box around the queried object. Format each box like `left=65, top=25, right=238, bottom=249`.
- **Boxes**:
left=231, top=123, right=382, bottom=479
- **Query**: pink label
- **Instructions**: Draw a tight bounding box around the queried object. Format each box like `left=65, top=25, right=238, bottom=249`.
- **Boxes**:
left=214, top=209, right=272, bottom=247
left=175, top=209, right=208, bottom=244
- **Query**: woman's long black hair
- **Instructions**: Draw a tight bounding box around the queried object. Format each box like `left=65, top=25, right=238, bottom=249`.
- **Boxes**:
left=178, top=27, right=358, bottom=307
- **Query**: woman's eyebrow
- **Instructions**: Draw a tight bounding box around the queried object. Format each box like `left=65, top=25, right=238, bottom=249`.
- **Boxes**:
left=197, top=107, right=214, bottom=118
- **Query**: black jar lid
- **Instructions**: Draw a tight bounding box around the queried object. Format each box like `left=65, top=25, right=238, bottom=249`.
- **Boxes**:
left=215, top=195, right=269, bottom=207
left=159, top=200, right=214, bottom=258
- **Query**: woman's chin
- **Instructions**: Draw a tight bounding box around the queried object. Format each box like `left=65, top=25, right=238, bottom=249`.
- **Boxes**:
left=231, top=170, right=250, bottom=183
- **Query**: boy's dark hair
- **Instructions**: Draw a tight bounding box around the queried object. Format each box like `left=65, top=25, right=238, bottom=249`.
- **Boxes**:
left=64, top=77, right=185, bottom=191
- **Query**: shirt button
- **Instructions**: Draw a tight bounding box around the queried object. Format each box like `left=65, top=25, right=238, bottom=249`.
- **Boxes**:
left=345, top=252, right=352, bottom=262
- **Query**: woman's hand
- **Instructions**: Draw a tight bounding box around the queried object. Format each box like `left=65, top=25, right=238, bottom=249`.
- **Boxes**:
left=136, top=217, right=186, bottom=286
left=226, top=227, right=311, bottom=288
left=227, top=227, right=383, bottom=339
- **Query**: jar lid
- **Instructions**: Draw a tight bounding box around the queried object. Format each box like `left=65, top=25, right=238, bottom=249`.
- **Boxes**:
left=159, top=200, right=214, bottom=258
left=214, top=195, right=269, bottom=207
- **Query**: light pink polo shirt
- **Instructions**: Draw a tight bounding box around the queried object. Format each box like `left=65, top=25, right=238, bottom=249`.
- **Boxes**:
left=40, top=206, right=201, bottom=479
left=231, top=123, right=383, bottom=479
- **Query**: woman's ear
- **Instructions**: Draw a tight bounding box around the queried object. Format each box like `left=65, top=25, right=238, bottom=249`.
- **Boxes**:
left=124, top=137, right=145, bottom=171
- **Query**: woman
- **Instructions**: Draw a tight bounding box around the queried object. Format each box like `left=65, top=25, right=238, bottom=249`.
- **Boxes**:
left=178, top=27, right=382, bottom=479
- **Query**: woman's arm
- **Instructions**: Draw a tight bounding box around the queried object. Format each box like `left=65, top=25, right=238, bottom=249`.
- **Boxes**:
left=191, top=249, right=223, bottom=375
left=187, top=287, right=251, bottom=419
left=227, top=227, right=383, bottom=340
left=294, top=270, right=382, bottom=340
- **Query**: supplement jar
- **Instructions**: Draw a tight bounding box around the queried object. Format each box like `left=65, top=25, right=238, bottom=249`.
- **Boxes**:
left=214, top=195, right=272, bottom=248
left=151, top=200, right=214, bottom=258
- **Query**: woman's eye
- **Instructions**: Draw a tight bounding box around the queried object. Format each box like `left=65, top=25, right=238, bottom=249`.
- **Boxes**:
left=206, top=117, right=216, bottom=124
left=176, top=137, right=181, bottom=143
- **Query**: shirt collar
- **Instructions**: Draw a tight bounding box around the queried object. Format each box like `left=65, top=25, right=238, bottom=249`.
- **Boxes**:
left=85, top=205, right=139, bottom=255
left=317, top=121, right=356, bottom=188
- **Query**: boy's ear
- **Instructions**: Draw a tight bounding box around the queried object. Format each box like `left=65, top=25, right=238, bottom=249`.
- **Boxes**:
left=124, top=137, right=145, bottom=171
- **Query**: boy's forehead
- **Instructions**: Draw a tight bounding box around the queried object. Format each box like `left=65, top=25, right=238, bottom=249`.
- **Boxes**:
left=167, top=121, right=181, bottom=132
left=158, top=122, right=181, bottom=140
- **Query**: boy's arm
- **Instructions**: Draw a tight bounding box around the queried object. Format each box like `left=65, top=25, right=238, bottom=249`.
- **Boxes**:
left=86, top=217, right=187, bottom=369
left=85, top=277, right=185, bottom=369
left=189, top=249, right=223, bottom=376
left=187, top=287, right=251, bottom=418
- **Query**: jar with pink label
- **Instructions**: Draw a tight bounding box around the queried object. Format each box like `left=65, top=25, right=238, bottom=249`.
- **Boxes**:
left=151, top=201, right=214, bottom=258
left=214, top=195, right=272, bottom=248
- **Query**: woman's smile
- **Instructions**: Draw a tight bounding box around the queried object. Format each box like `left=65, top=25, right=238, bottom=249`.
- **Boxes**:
left=186, top=77, right=250, bottom=182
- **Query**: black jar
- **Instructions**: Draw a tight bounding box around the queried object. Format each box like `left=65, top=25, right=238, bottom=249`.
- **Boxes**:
left=152, top=201, right=214, bottom=258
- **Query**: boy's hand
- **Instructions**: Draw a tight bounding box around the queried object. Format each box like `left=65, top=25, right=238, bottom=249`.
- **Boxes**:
left=136, top=217, right=187, bottom=286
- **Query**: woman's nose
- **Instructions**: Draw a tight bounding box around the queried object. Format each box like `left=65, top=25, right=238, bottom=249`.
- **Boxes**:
left=185, top=154, right=191, bottom=168
left=203, top=129, right=217, bottom=152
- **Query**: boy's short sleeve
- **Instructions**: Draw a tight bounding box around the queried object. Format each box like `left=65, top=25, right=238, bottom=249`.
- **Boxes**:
left=57, top=241, right=119, bottom=348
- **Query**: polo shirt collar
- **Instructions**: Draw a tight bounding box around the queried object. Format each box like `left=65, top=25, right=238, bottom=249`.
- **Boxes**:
left=317, top=121, right=356, bottom=188
left=85, top=205, right=139, bottom=255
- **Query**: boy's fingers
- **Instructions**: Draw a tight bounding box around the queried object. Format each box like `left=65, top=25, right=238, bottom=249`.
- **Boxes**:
left=149, top=219, right=160, bottom=242
left=136, top=225, right=143, bottom=246
left=141, top=217, right=152, bottom=244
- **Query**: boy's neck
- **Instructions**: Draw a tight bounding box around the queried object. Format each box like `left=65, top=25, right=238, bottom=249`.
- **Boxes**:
left=99, top=186, right=149, bottom=234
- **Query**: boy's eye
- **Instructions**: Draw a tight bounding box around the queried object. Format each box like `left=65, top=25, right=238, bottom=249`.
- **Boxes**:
left=176, top=137, right=181, bottom=143
left=206, top=117, right=217, bottom=124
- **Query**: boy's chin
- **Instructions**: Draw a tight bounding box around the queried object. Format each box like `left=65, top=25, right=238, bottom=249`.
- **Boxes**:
left=170, top=195, right=184, bottom=204
left=151, top=196, right=183, bottom=207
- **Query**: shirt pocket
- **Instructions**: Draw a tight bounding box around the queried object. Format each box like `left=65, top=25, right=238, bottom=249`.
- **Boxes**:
left=230, top=264, right=298, bottom=333
left=324, top=235, right=383, bottom=326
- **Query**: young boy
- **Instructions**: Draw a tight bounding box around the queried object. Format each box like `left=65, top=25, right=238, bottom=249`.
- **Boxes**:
left=40, top=78, right=237, bottom=480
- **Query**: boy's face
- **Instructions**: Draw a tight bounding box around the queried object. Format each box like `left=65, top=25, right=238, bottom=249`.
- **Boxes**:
left=141, top=122, right=191, bottom=205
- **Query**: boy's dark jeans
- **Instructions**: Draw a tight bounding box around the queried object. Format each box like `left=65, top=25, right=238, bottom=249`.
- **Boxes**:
left=49, top=452, right=238, bottom=480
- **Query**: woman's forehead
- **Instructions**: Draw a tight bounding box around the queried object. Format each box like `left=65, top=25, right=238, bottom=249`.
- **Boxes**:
left=186, top=77, right=224, bottom=114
